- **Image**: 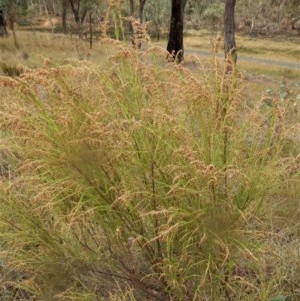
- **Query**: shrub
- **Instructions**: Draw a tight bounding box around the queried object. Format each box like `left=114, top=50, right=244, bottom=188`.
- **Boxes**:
left=0, top=42, right=299, bottom=301
left=0, top=62, right=24, bottom=77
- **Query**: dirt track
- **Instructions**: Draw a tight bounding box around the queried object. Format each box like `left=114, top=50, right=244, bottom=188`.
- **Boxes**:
left=185, top=48, right=300, bottom=70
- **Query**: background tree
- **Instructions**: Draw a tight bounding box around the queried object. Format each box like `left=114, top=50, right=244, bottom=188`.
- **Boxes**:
left=166, top=0, right=187, bottom=63
left=61, top=0, right=68, bottom=33
left=0, top=9, right=7, bottom=36
left=138, top=0, right=147, bottom=23
left=144, top=0, right=169, bottom=40
left=67, top=0, right=100, bottom=38
left=128, top=0, right=134, bottom=32
left=224, top=0, right=237, bottom=65
left=69, top=0, right=85, bottom=24
left=0, top=0, right=28, bottom=47
left=203, top=2, right=223, bottom=33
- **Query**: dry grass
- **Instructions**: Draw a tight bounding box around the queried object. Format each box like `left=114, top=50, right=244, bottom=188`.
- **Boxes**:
left=185, top=30, right=300, bottom=62
left=0, top=30, right=114, bottom=76
left=0, top=29, right=299, bottom=301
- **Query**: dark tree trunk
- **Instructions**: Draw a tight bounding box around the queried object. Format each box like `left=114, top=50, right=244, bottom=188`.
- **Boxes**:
left=129, top=0, right=134, bottom=32
left=81, top=8, right=87, bottom=24
left=69, top=0, right=80, bottom=23
left=89, top=11, right=92, bottom=49
left=62, top=0, right=68, bottom=34
left=129, top=0, right=134, bottom=18
left=224, top=0, right=237, bottom=64
left=0, top=10, right=8, bottom=37
left=167, top=0, right=185, bottom=63
left=69, top=0, right=87, bottom=38
left=139, top=0, right=147, bottom=23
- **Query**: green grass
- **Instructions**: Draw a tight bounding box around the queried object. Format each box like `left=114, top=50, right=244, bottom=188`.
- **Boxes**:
left=0, top=31, right=299, bottom=301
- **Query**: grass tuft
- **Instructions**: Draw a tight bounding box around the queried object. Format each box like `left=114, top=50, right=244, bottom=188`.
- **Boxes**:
left=0, top=39, right=299, bottom=301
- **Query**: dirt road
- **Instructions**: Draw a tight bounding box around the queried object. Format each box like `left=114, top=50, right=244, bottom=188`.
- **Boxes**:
left=185, top=48, right=300, bottom=70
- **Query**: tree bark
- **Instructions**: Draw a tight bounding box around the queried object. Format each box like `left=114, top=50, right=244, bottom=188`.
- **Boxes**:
left=81, top=8, right=88, bottom=24
left=89, top=11, right=93, bottom=49
left=0, top=10, right=8, bottom=37
left=8, top=14, right=18, bottom=48
left=138, top=0, right=147, bottom=23
left=69, top=0, right=80, bottom=23
left=129, top=0, right=134, bottom=17
left=69, top=0, right=87, bottom=38
left=62, top=0, right=68, bottom=34
left=167, top=0, right=185, bottom=63
left=129, top=0, right=134, bottom=32
left=224, top=0, right=237, bottom=64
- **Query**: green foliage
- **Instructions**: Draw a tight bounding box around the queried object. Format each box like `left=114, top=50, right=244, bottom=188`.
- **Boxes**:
left=144, top=0, right=170, bottom=39
left=268, top=295, right=288, bottom=301
left=204, top=2, right=224, bottom=19
left=0, top=0, right=27, bottom=14
left=0, top=40, right=299, bottom=300
left=202, top=2, right=224, bottom=31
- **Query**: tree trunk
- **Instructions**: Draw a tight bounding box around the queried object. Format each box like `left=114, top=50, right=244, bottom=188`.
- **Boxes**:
left=129, top=0, right=134, bottom=32
left=0, top=10, right=8, bottom=37
left=69, top=0, right=86, bottom=38
left=167, top=0, right=184, bottom=63
left=69, top=0, right=80, bottom=24
left=224, top=0, right=237, bottom=64
left=89, top=11, right=93, bottom=49
left=139, top=0, right=147, bottom=23
left=129, top=0, right=134, bottom=16
left=9, top=18, right=18, bottom=48
left=62, top=0, right=68, bottom=34
left=45, top=0, right=55, bottom=15
left=38, top=0, right=43, bottom=15
left=80, top=8, right=87, bottom=24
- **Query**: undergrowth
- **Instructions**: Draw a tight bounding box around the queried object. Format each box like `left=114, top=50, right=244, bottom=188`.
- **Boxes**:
left=0, top=39, right=299, bottom=301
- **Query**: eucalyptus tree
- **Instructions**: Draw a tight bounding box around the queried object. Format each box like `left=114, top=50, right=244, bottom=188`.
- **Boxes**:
left=66, top=0, right=101, bottom=40
left=61, top=0, right=68, bottom=33
left=166, top=0, right=187, bottom=63
left=0, top=0, right=28, bottom=23
left=0, top=9, right=7, bottom=36
left=128, top=0, right=147, bottom=24
left=68, top=0, right=100, bottom=24
left=69, top=0, right=86, bottom=24
left=224, top=0, right=237, bottom=64
left=0, top=0, right=28, bottom=46
left=129, top=0, right=134, bottom=22
left=126, top=0, right=133, bottom=35
left=144, top=0, right=169, bottom=40
left=138, top=0, right=147, bottom=23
